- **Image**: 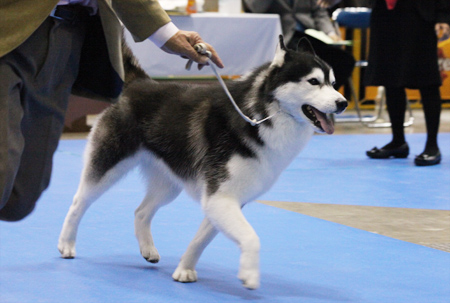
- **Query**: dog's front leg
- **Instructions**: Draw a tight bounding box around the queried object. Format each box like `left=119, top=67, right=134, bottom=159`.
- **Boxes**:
left=172, top=217, right=218, bottom=283
left=202, top=195, right=260, bottom=289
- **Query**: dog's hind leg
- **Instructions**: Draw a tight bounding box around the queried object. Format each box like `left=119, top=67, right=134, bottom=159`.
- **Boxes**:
left=172, top=217, right=218, bottom=283
left=58, top=178, right=101, bottom=258
left=58, top=148, right=139, bottom=259
left=135, top=163, right=182, bottom=264
left=202, top=194, right=260, bottom=289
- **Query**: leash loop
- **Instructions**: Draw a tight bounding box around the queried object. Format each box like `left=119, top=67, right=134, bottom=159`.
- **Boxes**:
left=185, top=43, right=277, bottom=126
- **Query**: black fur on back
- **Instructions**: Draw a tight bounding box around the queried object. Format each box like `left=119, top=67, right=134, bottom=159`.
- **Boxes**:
left=88, top=73, right=269, bottom=195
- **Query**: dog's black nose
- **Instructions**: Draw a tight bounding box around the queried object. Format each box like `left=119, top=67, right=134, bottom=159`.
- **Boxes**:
left=335, top=100, right=348, bottom=114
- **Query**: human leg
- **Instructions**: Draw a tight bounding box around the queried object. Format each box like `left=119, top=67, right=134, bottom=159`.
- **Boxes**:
left=419, top=86, right=441, bottom=154
left=366, top=86, right=409, bottom=159
left=0, top=17, right=86, bottom=221
left=0, top=60, right=26, bottom=216
left=384, top=86, right=408, bottom=148
left=414, top=85, right=442, bottom=166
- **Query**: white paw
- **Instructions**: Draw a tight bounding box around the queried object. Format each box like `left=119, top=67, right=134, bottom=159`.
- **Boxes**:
left=238, top=269, right=260, bottom=290
left=58, top=241, right=76, bottom=259
left=140, top=246, right=160, bottom=263
left=172, top=266, right=198, bottom=283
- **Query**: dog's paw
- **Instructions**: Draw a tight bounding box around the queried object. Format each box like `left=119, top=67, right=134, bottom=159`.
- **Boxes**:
left=172, top=267, right=198, bottom=283
left=238, top=269, right=260, bottom=290
left=58, top=241, right=76, bottom=259
left=140, top=246, right=160, bottom=263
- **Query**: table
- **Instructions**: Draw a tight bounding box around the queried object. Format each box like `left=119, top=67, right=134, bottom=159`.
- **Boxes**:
left=125, top=13, right=282, bottom=78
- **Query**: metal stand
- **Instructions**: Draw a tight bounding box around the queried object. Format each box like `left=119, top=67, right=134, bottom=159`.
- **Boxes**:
left=334, top=83, right=414, bottom=128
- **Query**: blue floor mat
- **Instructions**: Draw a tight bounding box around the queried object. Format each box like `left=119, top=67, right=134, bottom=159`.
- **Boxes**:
left=262, top=132, right=450, bottom=210
left=1, top=133, right=449, bottom=303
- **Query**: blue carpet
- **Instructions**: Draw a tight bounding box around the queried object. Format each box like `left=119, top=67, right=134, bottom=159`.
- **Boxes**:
left=263, top=132, right=450, bottom=210
left=1, top=133, right=449, bottom=303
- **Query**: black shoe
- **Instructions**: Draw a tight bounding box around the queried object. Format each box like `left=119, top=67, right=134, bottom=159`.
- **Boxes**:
left=414, top=150, right=441, bottom=166
left=366, top=143, right=409, bottom=159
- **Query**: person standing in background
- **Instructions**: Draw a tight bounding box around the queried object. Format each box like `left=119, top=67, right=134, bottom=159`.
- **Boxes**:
left=244, top=0, right=355, bottom=90
left=0, top=0, right=224, bottom=221
left=318, top=0, right=450, bottom=166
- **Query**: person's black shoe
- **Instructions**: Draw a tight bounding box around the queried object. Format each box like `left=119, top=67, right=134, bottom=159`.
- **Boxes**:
left=366, top=143, right=409, bottom=159
left=414, top=150, right=441, bottom=166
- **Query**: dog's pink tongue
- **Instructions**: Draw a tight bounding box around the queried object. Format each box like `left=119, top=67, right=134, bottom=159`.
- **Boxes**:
left=312, top=108, right=335, bottom=135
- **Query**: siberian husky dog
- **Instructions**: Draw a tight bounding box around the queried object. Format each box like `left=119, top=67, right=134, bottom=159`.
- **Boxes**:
left=58, top=36, right=347, bottom=289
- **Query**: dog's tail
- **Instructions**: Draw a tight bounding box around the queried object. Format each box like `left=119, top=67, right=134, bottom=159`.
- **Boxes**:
left=122, top=36, right=152, bottom=86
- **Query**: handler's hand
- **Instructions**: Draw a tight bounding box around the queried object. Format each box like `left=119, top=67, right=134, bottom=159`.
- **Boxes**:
left=161, top=30, right=224, bottom=70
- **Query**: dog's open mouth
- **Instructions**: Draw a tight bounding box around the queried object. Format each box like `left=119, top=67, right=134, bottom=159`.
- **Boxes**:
left=302, top=105, right=334, bottom=134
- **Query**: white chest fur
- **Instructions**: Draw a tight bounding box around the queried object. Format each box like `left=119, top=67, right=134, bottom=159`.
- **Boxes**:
left=218, top=115, right=314, bottom=204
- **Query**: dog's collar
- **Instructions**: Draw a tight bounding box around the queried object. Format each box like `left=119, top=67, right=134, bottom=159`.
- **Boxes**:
left=186, top=44, right=278, bottom=126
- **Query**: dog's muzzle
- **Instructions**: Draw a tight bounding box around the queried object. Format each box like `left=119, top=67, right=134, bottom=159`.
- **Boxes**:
left=335, top=100, right=348, bottom=114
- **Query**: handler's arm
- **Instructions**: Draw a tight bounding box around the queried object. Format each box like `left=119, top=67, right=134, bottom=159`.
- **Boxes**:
left=112, top=0, right=223, bottom=68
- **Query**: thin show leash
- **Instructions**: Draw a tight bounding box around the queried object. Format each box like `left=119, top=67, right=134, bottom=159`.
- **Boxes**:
left=185, top=43, right=277, bottom=126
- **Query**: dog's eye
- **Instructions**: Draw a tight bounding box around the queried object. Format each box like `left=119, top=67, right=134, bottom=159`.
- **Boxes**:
left=308, top=78, right=320, bottom=86
left=332, top=81, right=337, bottom=89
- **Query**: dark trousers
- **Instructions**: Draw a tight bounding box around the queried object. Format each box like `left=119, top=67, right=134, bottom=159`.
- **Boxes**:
left=0, top=15, right=87, bottom=221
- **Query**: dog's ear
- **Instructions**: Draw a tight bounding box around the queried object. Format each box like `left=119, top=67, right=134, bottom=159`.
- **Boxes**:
left=278, top=35, right=288, bottom=51
left=271, top=35, right=288, bottom=67
left=297, top=37, right=316, bottom=56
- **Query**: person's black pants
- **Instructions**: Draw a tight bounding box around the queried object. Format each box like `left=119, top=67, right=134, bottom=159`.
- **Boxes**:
left=0, top=12, right=87, bottom=221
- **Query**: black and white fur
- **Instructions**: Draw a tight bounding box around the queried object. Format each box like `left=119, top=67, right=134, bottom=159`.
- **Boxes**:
left=58, top=36, right=347, bottom=289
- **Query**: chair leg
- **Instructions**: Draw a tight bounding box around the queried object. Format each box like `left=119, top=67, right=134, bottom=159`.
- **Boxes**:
left=332, top=78, right=365, bottom=124
left=404, top=97, right=415, bottom=127
left=333, top=78, right=378, bottom=124
left=333, top=82, right=414, bottom=128
left=366, top=88, right=414, bottom=128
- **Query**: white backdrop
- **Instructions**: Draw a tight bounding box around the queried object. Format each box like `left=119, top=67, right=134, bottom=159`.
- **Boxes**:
left=125, top=13, right=282, bottom=78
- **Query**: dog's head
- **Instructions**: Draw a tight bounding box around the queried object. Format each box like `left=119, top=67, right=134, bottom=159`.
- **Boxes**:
left=269, top=36, right=347, bottom=134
